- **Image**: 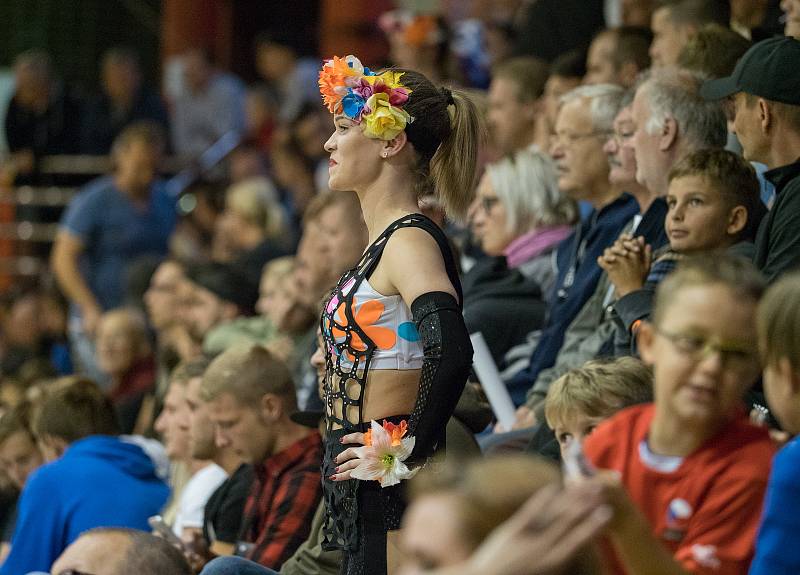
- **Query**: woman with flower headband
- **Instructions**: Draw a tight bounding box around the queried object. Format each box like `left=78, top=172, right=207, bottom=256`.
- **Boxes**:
left=318, top=55, right=480, bottom=574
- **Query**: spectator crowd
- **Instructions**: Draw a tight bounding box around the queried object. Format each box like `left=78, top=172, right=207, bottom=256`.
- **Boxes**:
left=2, top=0, right=800, bottom=573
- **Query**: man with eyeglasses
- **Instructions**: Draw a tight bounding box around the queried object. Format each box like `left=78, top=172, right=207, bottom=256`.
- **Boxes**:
left=498, top=84, right=639, bottom=408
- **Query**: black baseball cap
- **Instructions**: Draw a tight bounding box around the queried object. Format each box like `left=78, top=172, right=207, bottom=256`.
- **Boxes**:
left=701, top=36, right=800, bottom=105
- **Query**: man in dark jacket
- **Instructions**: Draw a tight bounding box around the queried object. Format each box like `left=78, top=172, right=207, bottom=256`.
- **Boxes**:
left=3, top=50, right=83, bottom=183
left=503, top=84, right=637, bottom=406
left=702, top=36, right=800, bottom=281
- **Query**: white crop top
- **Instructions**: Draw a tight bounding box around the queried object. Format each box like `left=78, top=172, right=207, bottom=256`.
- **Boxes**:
left=327, top=275, right=424, bottom=370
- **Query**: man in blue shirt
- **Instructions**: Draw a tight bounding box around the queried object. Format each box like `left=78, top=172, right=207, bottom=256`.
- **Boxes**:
left=0, top=379, right=169, bottom=575
left=51, top=122, right=176, bottom=382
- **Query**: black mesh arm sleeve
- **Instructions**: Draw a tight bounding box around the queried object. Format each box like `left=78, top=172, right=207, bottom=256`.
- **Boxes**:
left=408, top=291, right=473, bottom=463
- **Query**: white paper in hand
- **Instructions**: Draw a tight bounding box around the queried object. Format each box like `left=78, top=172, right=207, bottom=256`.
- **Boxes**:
left=562, top=439, right=597, bottom=480
left=470, top=332, right=517, bottom=429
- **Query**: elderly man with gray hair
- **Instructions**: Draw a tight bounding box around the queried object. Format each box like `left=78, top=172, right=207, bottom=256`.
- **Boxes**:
left=627, top=67, right=728, bottom=198
left=521, top=70, right=726, bottom=422
left=499, top=84, right=639, bottom=408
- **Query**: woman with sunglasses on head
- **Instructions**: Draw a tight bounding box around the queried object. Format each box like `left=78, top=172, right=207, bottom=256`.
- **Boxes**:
left=317, top=55, right=480, bottom=574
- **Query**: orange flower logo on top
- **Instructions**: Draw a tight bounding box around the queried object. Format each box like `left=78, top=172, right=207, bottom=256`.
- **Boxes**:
left=331, top=297, right=397, bottom=361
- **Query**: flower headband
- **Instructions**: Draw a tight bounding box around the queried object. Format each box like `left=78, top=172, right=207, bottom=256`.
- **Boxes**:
left=319, top=55, right=414, bottom=141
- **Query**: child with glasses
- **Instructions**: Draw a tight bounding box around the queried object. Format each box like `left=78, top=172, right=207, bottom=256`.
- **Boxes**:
left=583, top=255, right=776, bottom=575
left=749, top=272, right=800, bottom=575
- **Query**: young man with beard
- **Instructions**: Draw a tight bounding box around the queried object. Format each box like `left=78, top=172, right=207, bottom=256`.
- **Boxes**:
left=202, top=345, right=321, bottom=569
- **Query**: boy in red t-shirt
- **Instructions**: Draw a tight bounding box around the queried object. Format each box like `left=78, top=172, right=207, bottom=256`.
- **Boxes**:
left=584, top=256, right=776, bottom=575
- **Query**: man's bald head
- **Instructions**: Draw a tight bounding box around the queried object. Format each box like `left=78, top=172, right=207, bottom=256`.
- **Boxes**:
left=50, top=528, right=191, bottom=575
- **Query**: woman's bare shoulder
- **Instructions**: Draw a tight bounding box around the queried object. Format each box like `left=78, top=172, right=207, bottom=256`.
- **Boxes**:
left=382, top=225, right=456, bottom=304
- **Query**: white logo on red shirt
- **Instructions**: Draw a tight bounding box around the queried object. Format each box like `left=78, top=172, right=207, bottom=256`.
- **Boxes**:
left=691, top=544, right=721, bottom=569
left=663, top=498, right=694, bottom=542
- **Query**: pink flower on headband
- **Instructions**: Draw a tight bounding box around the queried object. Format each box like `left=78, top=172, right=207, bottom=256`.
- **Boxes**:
left=389, top=87, right=409, bottom=106
left=353, top=79, right=409, bottom=108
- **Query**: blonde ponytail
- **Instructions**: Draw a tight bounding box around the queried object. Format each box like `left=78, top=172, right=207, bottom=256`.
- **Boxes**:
left=399, top=69, right=486, bottom=222
left=430, top=88, right=484, bottom=221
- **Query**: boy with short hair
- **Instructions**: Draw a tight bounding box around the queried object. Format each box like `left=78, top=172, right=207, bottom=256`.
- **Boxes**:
left=584, top=255, right=776, bottom=575
left=749, top=272, right=800, bottom=575
left=544, top=357, right=653, bottom=458
left=661, top=149, right=764, bottom=257
left=601, top=148, right=765, bottom=354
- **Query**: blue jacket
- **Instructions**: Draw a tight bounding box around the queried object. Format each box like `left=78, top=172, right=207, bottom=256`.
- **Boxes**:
left=0, top=435, right=169, bottom=575
left=750, top=436, right=800, bottom=575
left=506, top=193, right=639, bottom=404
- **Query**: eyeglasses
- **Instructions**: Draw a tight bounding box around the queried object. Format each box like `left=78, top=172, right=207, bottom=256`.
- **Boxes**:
left=551, top=130, right=613, bottom=147
left=655, top=327, right=757, bottom=368
left=478, top=196, right=500, bottom=213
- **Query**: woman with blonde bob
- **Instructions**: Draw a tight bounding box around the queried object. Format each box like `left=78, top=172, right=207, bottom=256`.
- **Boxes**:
left=465, top=146, right=577, bottom=362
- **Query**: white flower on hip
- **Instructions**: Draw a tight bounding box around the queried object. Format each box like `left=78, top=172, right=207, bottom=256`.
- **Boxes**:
left=350, top=420, right=419, bottom=488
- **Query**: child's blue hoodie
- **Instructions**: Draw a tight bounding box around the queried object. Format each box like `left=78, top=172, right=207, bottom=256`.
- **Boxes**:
left=0, top=435, right=169, bottom=575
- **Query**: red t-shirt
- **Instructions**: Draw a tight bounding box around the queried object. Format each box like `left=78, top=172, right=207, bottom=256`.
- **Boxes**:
left=584, top=404, right=775, bottom=575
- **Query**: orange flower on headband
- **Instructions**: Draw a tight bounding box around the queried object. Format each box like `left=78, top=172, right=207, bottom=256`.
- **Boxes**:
left=319, top=55, right=361, bottom=114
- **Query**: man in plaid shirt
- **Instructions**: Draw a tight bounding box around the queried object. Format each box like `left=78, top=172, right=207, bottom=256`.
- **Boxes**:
left=202, top=344, right=322, bottom=569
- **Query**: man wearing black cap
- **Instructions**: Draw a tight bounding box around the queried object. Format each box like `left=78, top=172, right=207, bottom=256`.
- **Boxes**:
left=702, top=36, right=800, bottom=281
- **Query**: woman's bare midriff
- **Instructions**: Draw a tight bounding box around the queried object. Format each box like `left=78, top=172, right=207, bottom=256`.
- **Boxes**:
left=327, top=369, right=421, bottom=430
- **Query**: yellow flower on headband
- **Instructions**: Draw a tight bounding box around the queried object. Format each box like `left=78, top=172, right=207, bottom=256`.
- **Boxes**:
left=363, top=93, right=413, bottom=140
left=364, top=70, right=407, bottom=90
